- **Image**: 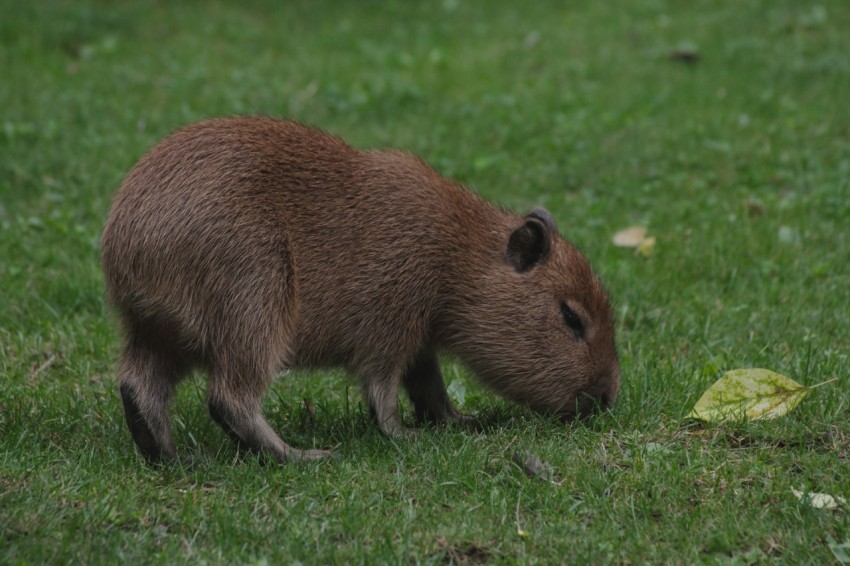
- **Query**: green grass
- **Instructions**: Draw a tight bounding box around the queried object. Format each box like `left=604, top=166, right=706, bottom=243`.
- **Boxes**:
left=2, top=0, right=849, bottom=563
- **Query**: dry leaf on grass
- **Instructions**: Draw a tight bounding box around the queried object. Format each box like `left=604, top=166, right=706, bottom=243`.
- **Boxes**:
left=791, top=488, right=847, bottom=510
left=612, top=226, right=647, bottom=247
left=511, top=451, right=555, bottom=483
left=612, top=226, right=655, bottom=257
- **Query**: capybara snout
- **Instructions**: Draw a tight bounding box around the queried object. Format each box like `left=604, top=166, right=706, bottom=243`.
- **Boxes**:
left=101, top=117, right=619, bottom=464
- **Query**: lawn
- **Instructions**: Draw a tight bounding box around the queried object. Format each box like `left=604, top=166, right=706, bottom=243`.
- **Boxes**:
left=2, top=0, right=849, bottom=563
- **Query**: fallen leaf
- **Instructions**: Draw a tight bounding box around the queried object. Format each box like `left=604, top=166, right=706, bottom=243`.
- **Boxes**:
left=791, top=488, right=847, bottom=510
left=637, top=236, right=656, bottom=258
left=612, top=226, right=656, bottom=257
left=517, top=528, right=530, bottom=538
left=687, top=368, right=826, bottom=422
left=612, top=226, right=647, bottom=247
left=512, top=451, right=555, bottom=483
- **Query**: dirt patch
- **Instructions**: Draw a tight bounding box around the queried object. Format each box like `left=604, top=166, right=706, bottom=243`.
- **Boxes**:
left=437, top=538, right=493, bottom=565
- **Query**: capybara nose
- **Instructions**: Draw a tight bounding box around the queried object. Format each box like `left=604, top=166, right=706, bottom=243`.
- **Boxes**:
left=593, top=368, right=619, bottom=411
left=605, top=364, right=620, bottom=407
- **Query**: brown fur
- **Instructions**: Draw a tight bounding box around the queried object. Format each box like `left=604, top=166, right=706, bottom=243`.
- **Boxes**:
left=101, top=117, right=620, bottom=465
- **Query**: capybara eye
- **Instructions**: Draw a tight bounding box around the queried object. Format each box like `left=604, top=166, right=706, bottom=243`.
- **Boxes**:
left=560, top=302, right=585, bottom=338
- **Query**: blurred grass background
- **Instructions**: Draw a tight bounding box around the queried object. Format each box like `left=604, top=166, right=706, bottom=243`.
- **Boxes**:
left=1, top=1, right=849, bottom=563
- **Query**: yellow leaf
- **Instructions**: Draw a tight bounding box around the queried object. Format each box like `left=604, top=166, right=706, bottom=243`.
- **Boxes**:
left=637, top=236, right=656, bottom=258
left=687, top=368, right=811, bottom=422
left=517, top=528, right=530, bottom=538
left=612, top=226, right=647, bottom=247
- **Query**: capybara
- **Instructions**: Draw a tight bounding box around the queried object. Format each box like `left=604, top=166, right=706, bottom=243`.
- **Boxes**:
left=101, top=117, right=620, bottom=464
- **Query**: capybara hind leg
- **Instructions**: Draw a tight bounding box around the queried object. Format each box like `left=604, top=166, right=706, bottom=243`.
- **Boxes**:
left=118, top=344, right=185, bottom=463
left=402, top=350, right=472, bottom=426
left=207, top=376, right=332, bottom=464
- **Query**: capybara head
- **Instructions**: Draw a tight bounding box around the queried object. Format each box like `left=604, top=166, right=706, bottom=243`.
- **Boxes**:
left=452, top=208, right=620, bottom=417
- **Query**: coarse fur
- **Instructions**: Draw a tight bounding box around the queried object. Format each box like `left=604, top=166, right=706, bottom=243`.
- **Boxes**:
left=101, top=117, right=620, bottom=465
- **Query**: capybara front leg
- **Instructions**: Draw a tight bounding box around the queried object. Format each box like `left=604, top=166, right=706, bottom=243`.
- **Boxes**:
left=402, top=350, right=472, bottom=426
left=365, top=374, right=411, bottom=437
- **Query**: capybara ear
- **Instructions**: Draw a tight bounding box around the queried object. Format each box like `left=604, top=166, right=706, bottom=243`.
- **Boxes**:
left=528, top=207, right=557, bottom=233
left=506, top=215, right=552, bottom=272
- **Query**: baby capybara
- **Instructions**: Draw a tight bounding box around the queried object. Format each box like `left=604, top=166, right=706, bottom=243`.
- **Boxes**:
left=101, top=117, right=620, bottom=464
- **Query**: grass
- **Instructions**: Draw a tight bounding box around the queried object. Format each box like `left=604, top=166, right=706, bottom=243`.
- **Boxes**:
left=2, top=0, right=849, bottom=563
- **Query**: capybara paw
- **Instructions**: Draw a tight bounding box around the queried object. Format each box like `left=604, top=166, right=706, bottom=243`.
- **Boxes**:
left=285, top=448, right=336, bottom=463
